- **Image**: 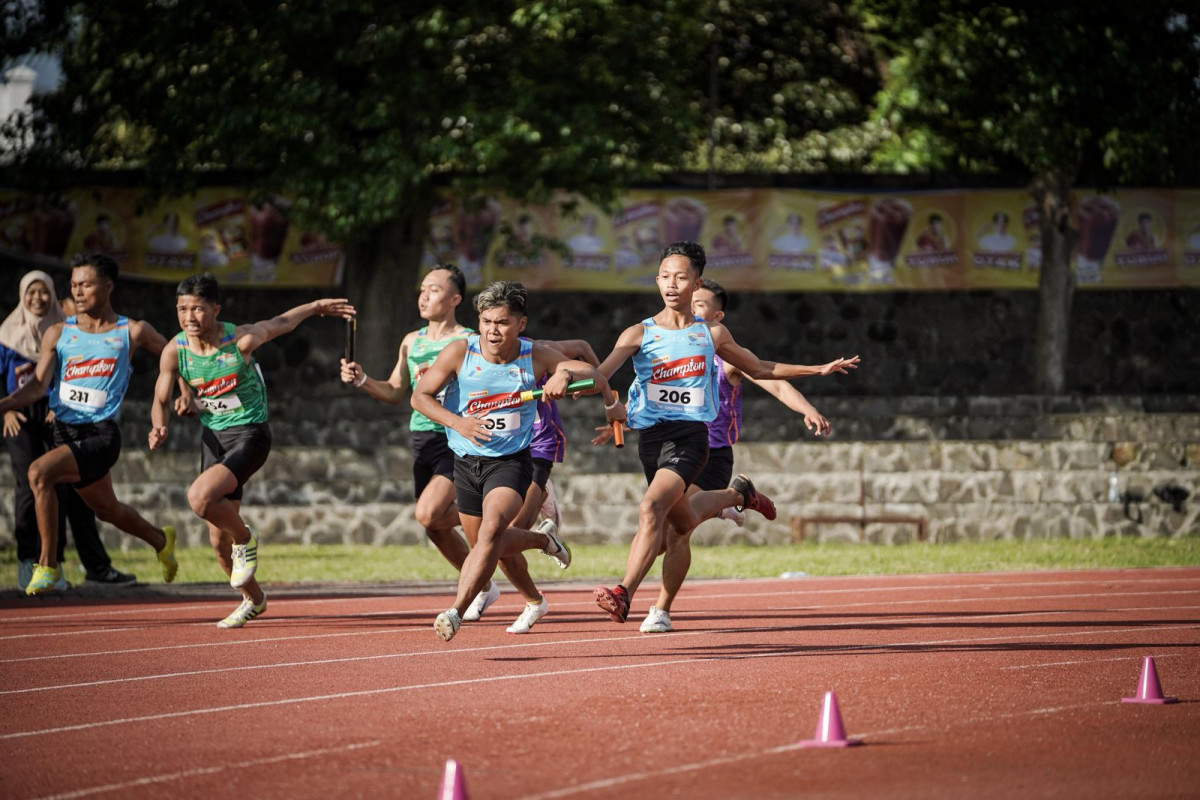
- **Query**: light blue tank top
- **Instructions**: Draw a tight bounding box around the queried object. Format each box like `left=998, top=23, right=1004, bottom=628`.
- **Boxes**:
left=444, top=335, right=537, bottom=457
left=52, top=315, right=132, bottom=424
left=625, top=318, right=717, bottom=429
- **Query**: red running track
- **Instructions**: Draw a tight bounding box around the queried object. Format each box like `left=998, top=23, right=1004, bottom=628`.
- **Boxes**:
left=1, top=567, right=1198, bottom=799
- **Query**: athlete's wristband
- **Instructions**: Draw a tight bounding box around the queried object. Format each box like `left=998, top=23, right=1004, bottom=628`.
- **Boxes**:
left=604, top=398, right=621, bottom=411
left=354, top=372, right=368, bottom=388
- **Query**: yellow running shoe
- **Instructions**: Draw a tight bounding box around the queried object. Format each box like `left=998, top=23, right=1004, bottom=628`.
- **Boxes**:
left=158, top=525, right=178, bottom=583
left=26, top=565, right=63, bottom=596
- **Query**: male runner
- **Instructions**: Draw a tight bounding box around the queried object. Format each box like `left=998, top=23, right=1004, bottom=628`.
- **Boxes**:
left=639, top=278, right=838, bottom=633
left=149, top=274, right=355, bottom=628
left=411, top=280, right=616, bottom=642
left=0, top=253, right=179, bottom=594
left=593, top=242, right=859, bottom=623
left=339, top=264, right=546, bottom=626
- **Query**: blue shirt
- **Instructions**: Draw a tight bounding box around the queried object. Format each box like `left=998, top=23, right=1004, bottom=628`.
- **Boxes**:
left=443, top=335, right=537, bottom=458
left=0, top=344, right=44, bottom=399
left=52, top=316, right=132, bottom=424
left=625, top=318, right=717, bottom=430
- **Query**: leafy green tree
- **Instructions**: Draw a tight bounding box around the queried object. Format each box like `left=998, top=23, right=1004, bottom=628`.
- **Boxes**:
left=856, top=1, right=1200, bottom=392
left=3, top=0, right=709, bottom=362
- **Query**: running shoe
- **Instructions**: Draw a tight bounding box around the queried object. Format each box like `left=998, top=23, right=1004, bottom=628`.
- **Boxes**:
left=435, top=608, right=461, bottom=642
left=217, top=594, right=268, bottom=629
left=538, top=518, right=571, bottom=569
left=463, top=581, right=500, bottom=622
left=158, top=525, right=179, bottom=583
left=540, top=477, right=562, bottom=529
left=230, top=525, right=260, bottom=589
left=86, top=566, right=138, bottom=586
left=25, top=565, right=62, bottom=596
left=718, top=506, right=746, bottom=527
left=594, top=585, right=630, bottom=623
left=639, top=606, right=673, bottom=634
left=730, top=474, right=777, bottom=521
left=506, top=596, right=549, bottom=634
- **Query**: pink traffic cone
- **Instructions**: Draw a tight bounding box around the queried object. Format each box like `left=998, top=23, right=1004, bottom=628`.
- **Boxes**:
left=1122, top=656, right=1179, bottom=704
left=437, top=759, right=470, bottom=800
left=798, top=691, right=863, bottom=748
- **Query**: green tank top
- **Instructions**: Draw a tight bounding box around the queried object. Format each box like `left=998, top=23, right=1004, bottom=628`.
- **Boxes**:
left=407, top=325, right=472, bottom=432
left=176, top=321, right=268, bottom=430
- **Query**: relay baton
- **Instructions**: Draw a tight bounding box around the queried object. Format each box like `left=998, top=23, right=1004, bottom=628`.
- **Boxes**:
left=610, top=390, right=624, bottom=448
left=519, top=378, right=595, bottom=402
left=345, top=316, right=357, bottom=364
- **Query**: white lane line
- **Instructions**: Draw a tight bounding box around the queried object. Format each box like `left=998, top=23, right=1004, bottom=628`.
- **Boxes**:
left=3, top=602, right=1194, bottom=695
left=522, top=702, right=1109, bottom=800
left=2, top=622, right=1196, bottom=738
left=3, top=572, right=1196, bottom=624
left=4, top=589, right=1196, bottom=665
left=1001, top=651, right=1188, bottom=670
left=29, top=740, right=382, bottom=800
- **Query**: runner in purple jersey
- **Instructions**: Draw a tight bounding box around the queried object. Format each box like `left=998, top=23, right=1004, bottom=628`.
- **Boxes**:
left=640, top=279, right=837, bottom=634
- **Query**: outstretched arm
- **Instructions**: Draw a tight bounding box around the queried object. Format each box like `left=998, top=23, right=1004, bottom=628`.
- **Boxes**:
left=533, top=344, right=618, bottom=411
left=596, top=324, right=643, bottom=380
left=744, top=375, right=832, bottom=436
left=0, top=325, right=60, bottom=414
left=130, top=319, right=168, bottom=356
left=710, top=323, right=859, bottom=381
left=340, top=330, right=413, bottom=405
left=238, top=299, right=356, bottom=354
left=149, top=342, right=180, bottom=450
left=536, top=338, right=601, bottom=367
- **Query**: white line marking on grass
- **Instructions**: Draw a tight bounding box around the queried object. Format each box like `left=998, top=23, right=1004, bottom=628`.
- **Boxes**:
left=2, top=622, right=1196, bottom=738
left=29, top=740, right=382, bottom=800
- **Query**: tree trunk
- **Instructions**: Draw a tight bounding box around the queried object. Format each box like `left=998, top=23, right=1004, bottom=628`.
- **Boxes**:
left=344, top=194, right=435, bottom=376
left=1031, top=171, right=1077, bottom=395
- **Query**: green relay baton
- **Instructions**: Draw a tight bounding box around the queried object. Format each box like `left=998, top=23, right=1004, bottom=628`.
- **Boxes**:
left=519, top=378, right=595, bottom=402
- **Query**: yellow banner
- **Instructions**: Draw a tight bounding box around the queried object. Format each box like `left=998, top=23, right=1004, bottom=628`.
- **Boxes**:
left=1, top=187, right=344, bottom=287
left=1178, top=190, right=1200, bottom=287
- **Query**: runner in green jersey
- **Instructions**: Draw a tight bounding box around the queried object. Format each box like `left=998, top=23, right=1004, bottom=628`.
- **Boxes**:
left=151, top=274, right=354, bottom=628
left=340, top=263, right=547, bottom=626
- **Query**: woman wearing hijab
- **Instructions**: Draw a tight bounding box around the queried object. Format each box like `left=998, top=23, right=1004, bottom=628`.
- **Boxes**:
left=1, top=270, right=133, bottom=589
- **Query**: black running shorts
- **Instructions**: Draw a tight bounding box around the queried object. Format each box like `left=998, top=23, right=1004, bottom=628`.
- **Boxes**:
left=201, top=423, right=272, bottom=501
left=637, top=420, right=710, bottom=488
left=693, top=445, right=734, bottom=491
left=531, top=457, right=554, bottom=491
left=52, top=420, right=121, bottom=489
left=453, top=450, right=533, bottom=518
left=411, top=431, right=456, bottom=498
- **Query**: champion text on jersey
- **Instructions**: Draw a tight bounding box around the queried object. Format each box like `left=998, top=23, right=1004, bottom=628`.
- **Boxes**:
left=465, top=391, right=523, bottom=414
left=195, top=374, right=239, bottom=397
left=63, top=358, right=118, bottom=381
left=650, top=355, right=707, bottom=383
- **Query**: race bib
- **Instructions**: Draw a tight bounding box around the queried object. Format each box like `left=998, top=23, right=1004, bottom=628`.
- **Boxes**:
left=59, top=383, right=107, bottom=411
left=198, top=394, right=243, bottom=415
left=482, top=411, right=521, bottom=435
left=648, top=382, right=703, bottom=408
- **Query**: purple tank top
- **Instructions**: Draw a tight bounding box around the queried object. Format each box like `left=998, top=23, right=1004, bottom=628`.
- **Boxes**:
left=530, top=374, right=566, bottom=462
left=707, top=354, right=742, bottom=448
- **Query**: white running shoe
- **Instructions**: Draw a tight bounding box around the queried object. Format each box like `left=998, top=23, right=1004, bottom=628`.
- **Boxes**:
left=217, top=594, right=267, bottom=629
left=463, top=581, right=500, bottom=622
left=506, top=596, right=549, bottom=634
left=719, top=506, right=746, bottom=527
left=540, top=478, right=562, bottom=529
left=639, top=606, right=673, bottom=633
left=537, top=518, right=571, bottom=569
left=435, top=608, right=461, bottom=642
left=230, top=526, right=260, bottom=589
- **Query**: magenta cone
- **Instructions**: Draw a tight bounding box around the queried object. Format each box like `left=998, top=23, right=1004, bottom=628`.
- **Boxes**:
left=1122, top=656, right=1179, bottom=705
left=437, top=759, right=470, bottom=800
left=798, top=691, right=863, bottom=748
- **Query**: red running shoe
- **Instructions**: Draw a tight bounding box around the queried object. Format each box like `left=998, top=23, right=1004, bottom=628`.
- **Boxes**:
left=594, top=585, right=630, bottom=623
left=730, top=474, right=777, bottom=521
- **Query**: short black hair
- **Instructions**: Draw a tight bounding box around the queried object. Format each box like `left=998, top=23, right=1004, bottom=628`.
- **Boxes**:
left=427, top=263, right=466, bottom=299
left=176, top=273, right=220, bottom=302
left=71, top=252, right=119, bottom=283
left=698, top=278, right=728, bottom=312
left=661, top=241, right=706, bottom=276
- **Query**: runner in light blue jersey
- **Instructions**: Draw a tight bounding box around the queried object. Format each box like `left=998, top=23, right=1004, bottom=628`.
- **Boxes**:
left=591, top=242, right=860, bottom=624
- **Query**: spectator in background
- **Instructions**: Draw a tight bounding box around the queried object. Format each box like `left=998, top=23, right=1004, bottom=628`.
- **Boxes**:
left=1, top=270, right=135, bottom=589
